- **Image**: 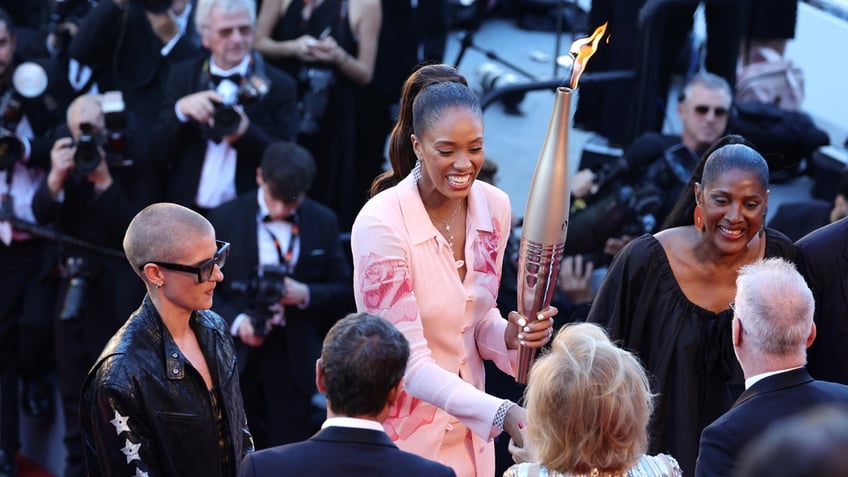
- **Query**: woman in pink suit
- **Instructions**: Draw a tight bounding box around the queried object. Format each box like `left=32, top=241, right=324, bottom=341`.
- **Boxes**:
left=351, top=66, right=556, bottom=477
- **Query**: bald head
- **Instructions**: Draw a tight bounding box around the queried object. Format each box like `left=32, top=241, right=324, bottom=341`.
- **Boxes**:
left=66, top=94, right=104, bottom=139
left=124, top=203, right=214, bottom=277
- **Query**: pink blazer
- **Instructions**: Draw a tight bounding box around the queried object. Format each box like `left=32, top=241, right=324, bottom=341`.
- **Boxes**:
left=351, top=174, right=517, bottom=477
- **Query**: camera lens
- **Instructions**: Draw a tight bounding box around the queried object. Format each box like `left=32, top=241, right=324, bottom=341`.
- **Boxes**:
left=74, top=134, right=101, bottom=175
left=212, top=105, right=241, bottom=137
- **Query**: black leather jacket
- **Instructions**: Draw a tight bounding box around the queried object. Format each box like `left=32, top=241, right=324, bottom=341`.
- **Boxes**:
left=81, top=296, right=253, bottom=476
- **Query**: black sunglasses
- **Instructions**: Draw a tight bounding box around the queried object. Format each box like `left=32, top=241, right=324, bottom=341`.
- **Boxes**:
left=694, top=105, right=729, bottom=117
left=141, top=240, right=230, bottom=283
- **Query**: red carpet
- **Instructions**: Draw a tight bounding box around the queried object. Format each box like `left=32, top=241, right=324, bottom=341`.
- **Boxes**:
left=15, top=454, right=56, bottom=477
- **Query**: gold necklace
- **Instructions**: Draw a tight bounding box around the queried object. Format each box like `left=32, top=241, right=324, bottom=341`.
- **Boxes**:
left=428, top=200, right=462, bottom=251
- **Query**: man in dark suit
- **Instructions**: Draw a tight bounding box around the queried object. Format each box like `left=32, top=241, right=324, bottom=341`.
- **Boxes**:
left=796, top=216, right=848, bottom=384
left=768, top=170, right=848, bottom=241
left=208, top=141, right=353, bottom=449
left=155, top=0, right=297, bottom=213
left=695, top=257, right=848, bottom=477
left=69, top=0, right=201, bottom=127
left=239, top=312, right=457, bottom=477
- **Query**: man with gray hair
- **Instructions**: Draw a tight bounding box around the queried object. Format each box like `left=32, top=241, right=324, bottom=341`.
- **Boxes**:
left=695, top=258, right=848, bottom=477
left=154, top=0, right=298, bottom=214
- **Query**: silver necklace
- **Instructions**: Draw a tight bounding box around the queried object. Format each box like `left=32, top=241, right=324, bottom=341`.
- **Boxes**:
left=428, top=200, right=462, bottom=251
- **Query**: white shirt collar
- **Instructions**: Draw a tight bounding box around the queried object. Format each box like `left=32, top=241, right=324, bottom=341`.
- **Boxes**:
left=321, top=416, right=385, bottom=432
left=745, top=366, right=804, bottom=389
left=209, top=54, right=251, bottom=77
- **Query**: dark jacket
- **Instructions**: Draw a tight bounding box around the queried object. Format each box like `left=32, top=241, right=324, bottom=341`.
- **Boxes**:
left=239, top=426, right=457, bottom=477
left=80, top=296, right=253, bottom=477
left=797, top=217, right=848, bottom=384
left=695, top=367, right=848, bottom=477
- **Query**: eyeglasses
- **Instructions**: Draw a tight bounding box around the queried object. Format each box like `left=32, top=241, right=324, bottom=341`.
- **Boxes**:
left=694, top=105, right=729, bottom=118
left=141, top=240, right=230, bottom=283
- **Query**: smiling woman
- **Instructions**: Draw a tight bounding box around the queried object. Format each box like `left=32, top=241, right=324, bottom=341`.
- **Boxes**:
left=586, top=135, right=797, bottom=477
left=351, top=73, right=557, bottom=477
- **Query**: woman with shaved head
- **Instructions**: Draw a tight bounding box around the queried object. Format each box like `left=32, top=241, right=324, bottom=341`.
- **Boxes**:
left=80, top=202, right=253, bottom=477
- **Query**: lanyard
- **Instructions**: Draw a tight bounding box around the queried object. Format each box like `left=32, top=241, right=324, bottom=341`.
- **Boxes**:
left=262, top=214, right=299, bottom=266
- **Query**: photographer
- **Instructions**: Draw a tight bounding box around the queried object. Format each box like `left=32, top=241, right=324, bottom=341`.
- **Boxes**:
left=68, top=0, right=200, bottom=125
left=154, top=0, right=297, bottom=214
left=566, top=71, right=732, bottom=260
left=31, top=93, right=148, bottom=477
left=207, top=141, right=354, bottom=449
left=0, top=7, right=74, bottom=475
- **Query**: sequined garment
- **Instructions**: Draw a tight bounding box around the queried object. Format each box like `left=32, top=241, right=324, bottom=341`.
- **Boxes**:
left=503, top=454, right=683, bottom=477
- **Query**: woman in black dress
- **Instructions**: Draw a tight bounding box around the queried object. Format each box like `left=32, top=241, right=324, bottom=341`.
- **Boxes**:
left=254, top=0, right=381, bottom=230
left=587, top=135, right=796, bottom=476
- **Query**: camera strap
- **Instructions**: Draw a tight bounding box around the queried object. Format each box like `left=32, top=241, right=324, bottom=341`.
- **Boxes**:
left=261, top=213, right=300, bottom=267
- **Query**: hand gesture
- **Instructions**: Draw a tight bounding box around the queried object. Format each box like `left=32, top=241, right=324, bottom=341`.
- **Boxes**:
left=237, top=318, right=265, bottom=347
left=46, top=137, right=76, bottom=197
left=176, top=90, right=223, bottom=124
left=558, top=255, right=594, bottom=305
left=571, top=168, right=597, bottom=198
left=505, top=306, right=558, bottom=350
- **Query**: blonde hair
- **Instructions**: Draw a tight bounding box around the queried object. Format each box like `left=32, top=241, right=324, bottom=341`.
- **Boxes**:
left=525, top=323, right=654, bottom=474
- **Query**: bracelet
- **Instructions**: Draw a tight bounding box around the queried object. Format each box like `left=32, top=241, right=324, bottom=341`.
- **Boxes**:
left=493, top=400, right=517, bottom=431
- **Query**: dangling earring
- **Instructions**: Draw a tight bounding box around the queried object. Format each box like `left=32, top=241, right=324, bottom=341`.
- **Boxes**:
left=412, top=158, right=422, bottom=182
left=759, top=211, right=766, bottom=238
left=693, top=206, right=704, bottom=231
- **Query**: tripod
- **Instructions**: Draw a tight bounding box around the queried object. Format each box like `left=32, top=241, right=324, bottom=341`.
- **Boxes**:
left=452, top=0, right=579, bottom=82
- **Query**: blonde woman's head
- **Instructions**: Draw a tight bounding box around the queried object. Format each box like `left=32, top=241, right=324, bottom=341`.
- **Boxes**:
left=525, top=322, right=654, bottom=474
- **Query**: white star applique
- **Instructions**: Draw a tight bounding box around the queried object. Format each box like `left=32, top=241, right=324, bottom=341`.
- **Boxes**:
left=134, top=468, right=149, bottom=477
left=121, top=439, right=141, bottom=464
left=110, top=410, right=131, bottom=434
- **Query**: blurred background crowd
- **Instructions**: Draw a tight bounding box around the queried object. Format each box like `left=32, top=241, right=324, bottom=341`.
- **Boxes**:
left=0, top=0, right=846, bottom=476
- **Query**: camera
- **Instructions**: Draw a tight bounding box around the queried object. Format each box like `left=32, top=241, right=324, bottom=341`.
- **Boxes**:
left=230, top=264, right=289, bottom=337
left=59, top=256, right=91, bottom=321
left=73, top=91, right=131, bottom=175
left=297, top=66, right=335, bottom=135
left=475, top=62, right=526, bottom=115
left=209, top=73, right=270, bottom=140
left=0, top=63, right=49, bottom=170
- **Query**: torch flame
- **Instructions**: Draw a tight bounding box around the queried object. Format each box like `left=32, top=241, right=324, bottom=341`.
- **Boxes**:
left=569, top=22, right=608, bottom=89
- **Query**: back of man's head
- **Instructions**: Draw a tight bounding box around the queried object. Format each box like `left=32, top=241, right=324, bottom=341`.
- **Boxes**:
left=320, top=313, right=409, bottom=418
left=734, top=258, right=814, bottom=358
left=260, top=141, right=316, bottom=202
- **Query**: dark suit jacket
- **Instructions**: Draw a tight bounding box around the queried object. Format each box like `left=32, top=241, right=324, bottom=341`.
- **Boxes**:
left=69, top=0, right=202, bottom=124
left=767, top=200, right=831, bottom=242
left=154, top=54, right=298, bottom=210
left=797, top=218, right=848, bottom=384
left=238, top=425, right=457, bottom=477
left=695, top=367, right=848, bottom=477
left=207, top=191, right=353, bottom=395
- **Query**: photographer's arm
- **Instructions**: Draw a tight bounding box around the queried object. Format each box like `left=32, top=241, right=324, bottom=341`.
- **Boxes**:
left=67, top=0, right=124, bottom=69
left=175, top=90, right=222, bottom=125
left=45, top=137, right=75, bottom=200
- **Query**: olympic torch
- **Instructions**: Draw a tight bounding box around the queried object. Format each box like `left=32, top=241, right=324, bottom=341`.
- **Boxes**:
left=515, top=23, right=608, bottom=384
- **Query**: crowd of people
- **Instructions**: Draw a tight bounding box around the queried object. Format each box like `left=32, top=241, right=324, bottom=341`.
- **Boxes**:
left=2, top=1, right=848, bottom=477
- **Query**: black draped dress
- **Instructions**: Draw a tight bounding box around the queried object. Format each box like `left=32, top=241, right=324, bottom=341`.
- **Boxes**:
left=269, top=0, right=358, bottom=230
left=586, top=228, right=796, bottom=477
